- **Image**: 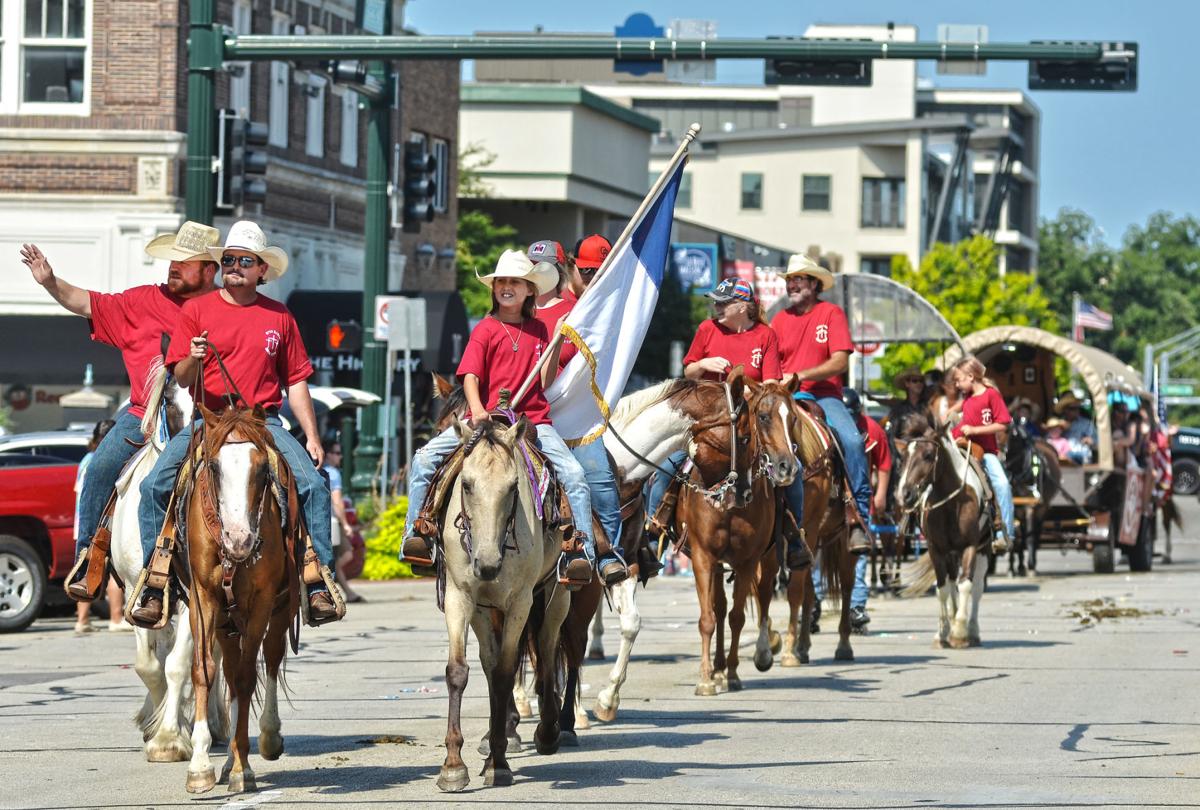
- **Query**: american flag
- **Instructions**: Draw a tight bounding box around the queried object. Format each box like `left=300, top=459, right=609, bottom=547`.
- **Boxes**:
left=1073, top=298, right=1113, bottom=331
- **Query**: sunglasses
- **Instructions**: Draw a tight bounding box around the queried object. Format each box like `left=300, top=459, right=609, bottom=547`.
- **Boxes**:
left=221, top=255, right=260, bottom=268
left=578, top=266, right=599, bottom=277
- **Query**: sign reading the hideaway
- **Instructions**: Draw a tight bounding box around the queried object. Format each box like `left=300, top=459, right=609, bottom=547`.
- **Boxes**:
left=671, top=243, right=718, bottom=295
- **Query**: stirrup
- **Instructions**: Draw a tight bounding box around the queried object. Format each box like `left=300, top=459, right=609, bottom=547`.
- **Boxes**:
left=598, top=551, right=630, bottom=586
left=558, top=553, right=593, bottom=591
left=303, top=565, right=346, bottom=627
left=124, top=570, right=173, bottom=631
left=400, top=533, right=435, bottom=566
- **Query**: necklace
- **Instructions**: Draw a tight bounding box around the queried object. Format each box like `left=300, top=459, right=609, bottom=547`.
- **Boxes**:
left=497, top=317, right=521, bottom=352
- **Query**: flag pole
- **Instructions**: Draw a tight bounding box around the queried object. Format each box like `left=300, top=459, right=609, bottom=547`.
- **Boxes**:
left=1072, top=292, right=1081, bottom=343
left=509, top=122, right=702, bottom=409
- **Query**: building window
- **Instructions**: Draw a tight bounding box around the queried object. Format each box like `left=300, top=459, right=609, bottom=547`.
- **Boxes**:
left=802, top=174, right=831, bottom=211
left=339, top=90, right=358, bottom=167
left=0, top=0, right=89, bottom=111
left=860, top=255, right=894, bottom=277
left=741, top=173, right=763, bottom=210
left=268, top=14, right=289, bottom=147
left=861, top=177, right=905, bottom=228
left=304, top=75, right=325, bottom=158
left=229, top=0, right=251, bottom=116
left=432, top=138, right=450, bottom=213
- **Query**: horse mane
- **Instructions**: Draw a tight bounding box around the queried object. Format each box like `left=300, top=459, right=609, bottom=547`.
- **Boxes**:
left=610, top=378, right=700, bottom=429
left=207, top=407, right=273, bottom=453
left=435, top=383, right=468, bottom=430
left=895, top=410, right=935, bottom=440
left=139, top=361, right=168, bottom=437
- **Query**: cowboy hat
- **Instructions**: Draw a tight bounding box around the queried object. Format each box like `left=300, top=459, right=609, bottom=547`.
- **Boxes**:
left=893, top=366, right=924, bottom=388
left=1010, top=396, right=1042, bottom=421
left=782, top=253, right=835, bottom=290
left=1044, top=417, right=1067, bottom=430
left=1054, top=392, right=1085, bottom=415
left=206, top=220, right=290, bottom=282
left=145, top=221, right=221, bottom=262
left=475, top=250, right=558, bottom=296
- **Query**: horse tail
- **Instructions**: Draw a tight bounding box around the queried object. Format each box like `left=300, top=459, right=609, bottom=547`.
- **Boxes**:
left=1164, top=497, right=1183, bottom=531
left=900, top=553, right=937, bottom=599
left=818, top=540, right=844, bottom=605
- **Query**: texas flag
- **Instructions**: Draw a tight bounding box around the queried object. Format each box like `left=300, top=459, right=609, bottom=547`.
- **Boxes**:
left=545, top=160, right=686, bottom=445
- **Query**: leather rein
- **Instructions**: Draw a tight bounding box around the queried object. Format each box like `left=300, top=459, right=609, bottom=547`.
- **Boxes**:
left=898, top=433, right=975, bottom=521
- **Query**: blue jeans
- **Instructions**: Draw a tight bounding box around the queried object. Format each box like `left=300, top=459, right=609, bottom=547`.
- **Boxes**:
left=403, top=423, right=597, bottom=559
left=572, top=439, right=622, bottom=559
left=138, top=416, right=332, bottom=570
left=645, top=450, right=688, bottom=518
left=784, top=396, right=872, bottom=526
left=981, top=452, right=1015, bottom=539
left=76, top=410, right=144, bottom=557
left=812, top=556, right=869, bottom=608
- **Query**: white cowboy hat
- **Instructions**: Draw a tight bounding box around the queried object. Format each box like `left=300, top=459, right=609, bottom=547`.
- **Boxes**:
left=475, top=250, right=558, bottom=296
left=207, top=220, right=290, bottom=282
left=144, top=221, right=221, bottom=262
left=782, top=253, right=835, bottom=290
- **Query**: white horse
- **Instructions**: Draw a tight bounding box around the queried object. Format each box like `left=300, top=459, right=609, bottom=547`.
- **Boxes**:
left=110, top=365, right=227, bottom=761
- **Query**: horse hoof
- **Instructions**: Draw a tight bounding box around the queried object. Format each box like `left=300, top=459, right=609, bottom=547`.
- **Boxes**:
left=259, top=733, right=285, bottom=761
left=712, top=671, right=728, bottom=689
left=949, top=636, right=970, bottom=650
left=754, top=649, right=773, bottom=672
left=560, top=729, right=580, bottom=747
left=695, top=681, right=718, bottom=697
left=508, top=735, right=523, bottom=753
left=145, top=738, right=190, bottom=763
left=934, top=638, right=951, bottom=650
left=768, top=630, right=783, bottom=654
left=574, top=712, right=591, bottom=731
left=726, top=675, right=743, bottom=692
left=780, top=653, right=801, bottom=668
left=483, top=766, right=514, bottom=787
left=592, top=702, right=617, bottom=723
left=515, top=700, right=532, bottom=719
left=227, top=771, right=256, bottom=794
left=588, top=648, right=606, bottom=661
left=437, top=766, right=470, bottom=793
left=536, top=736, right=561, bottom=756
left=185, top=768, right=216, bottom=794
left=478, top=737, right=491, bottom=757
left=834, top=645, right=854, bottom=662
left=968, top=636, right=982, bottom=648
left=1161, top=555, right=1172, bottom=565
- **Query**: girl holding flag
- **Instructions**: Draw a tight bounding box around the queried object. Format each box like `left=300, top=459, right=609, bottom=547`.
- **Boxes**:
left=402, top=250, right=599, bottom=587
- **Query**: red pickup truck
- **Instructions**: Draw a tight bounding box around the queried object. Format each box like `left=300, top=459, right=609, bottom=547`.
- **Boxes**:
left=0, top=461, right=78, bottom=632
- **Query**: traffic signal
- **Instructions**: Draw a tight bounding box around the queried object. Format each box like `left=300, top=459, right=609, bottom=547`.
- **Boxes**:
left=321, top=59, right=385, bottom=101
left=402, top=140, right=437, bottom=234
left=765, top=56, right=872, bottom=86
left=1028, top=42, right=1137, bottom=91
left=216, top=108, right=269, bottom=212
left=325, top=319, right=363, bottom=353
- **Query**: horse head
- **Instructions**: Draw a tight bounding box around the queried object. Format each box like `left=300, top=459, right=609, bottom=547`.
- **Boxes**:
left=453, top=416, right=528, bottom=582
left=743, top=374, right=802, bottom=490
left=200, top=404, right=275, bottom=563
left=893, top=411, right=941, bottom=512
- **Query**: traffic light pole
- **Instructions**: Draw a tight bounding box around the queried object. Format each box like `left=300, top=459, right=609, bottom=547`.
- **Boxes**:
left=184, top=0, right=219, bottom=225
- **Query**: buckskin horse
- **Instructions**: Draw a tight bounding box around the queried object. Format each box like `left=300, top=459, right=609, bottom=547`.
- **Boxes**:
left=435, top=416, right=570, bottom=792
left=184, top=405, right=298, bottom=794
left=894, top=412, right=991, bottom=648
left=107, top=362, right=229, bottom=761
left=1003, top=417, right=1061, bottom=575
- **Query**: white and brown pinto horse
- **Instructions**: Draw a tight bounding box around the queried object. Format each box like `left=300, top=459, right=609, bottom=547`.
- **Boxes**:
left=893, top=412, right=991, bottom=648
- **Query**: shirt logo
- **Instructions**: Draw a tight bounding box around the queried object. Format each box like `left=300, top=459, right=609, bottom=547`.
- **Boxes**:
left=264, top=329, right=281, bottom=357
left=815, top=324, right=829, bottom=344
left=982, top=407, right=993, bottom=425
left=750, top=347, right=763, bottom=369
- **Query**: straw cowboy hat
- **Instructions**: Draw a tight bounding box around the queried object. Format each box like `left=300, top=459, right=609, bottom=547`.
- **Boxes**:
left=207, top=220, right=290, bottom=282
left=782, top=253, right=835, bottom=290
left=144, top=221, right=221, bottom=262
left=1054, top=392, right=1085, bottom=415
left=475, top=249, right=558, bottom=295
left=893, top=366, right=924, bottom=388
left=1044, top=417, right=1067, bottom=430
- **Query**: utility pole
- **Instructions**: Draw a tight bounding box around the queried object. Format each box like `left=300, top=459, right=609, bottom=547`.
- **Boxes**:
left=185, top=0, right=219, bottom=224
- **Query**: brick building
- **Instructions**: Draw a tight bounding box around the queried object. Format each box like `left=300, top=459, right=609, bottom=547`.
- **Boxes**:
left=0, top=0, right=458, bottom=430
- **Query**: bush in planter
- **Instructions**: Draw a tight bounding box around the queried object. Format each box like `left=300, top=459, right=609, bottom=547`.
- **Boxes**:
left=361, top=495, right=422, bottom=580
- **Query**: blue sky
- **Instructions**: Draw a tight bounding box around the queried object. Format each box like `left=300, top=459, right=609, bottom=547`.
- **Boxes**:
left=406, top=0, right=1197, bottom=246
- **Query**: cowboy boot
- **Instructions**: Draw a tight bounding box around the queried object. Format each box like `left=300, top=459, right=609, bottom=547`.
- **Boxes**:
left=130, top=588, right=165, bottom=627
left=303, top=547, right=344, bottom=624
left=783, top=508, right=813, bottom=572
left=559, top=531, right=593, bottom=590
left=597, top=550, right=630, bottom=587
left=991, top=510, right=1010, bottom=554
left=645, top=476, right=683, bottom=545
left=128, top=540, right=174, bottom=628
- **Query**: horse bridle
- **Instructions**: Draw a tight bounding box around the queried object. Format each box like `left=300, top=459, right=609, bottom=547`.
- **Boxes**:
left=897, top=433, right=973, bottom=518
left=452, top=426, right=523, bottom=569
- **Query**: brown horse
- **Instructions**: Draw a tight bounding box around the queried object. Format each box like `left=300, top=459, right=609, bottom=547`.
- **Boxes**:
left=672, top=372, right=801, bottom=694
left=185, top=406, right=296, bottom=794
left=893, top=412, right=990, bottom=648
left=759, top=398, right=858, bottom=666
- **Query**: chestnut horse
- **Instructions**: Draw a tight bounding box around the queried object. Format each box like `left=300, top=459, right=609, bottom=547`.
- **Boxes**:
left=185, top=406, right=296, bottom=794
left=893, top=412, right=990, bottom=648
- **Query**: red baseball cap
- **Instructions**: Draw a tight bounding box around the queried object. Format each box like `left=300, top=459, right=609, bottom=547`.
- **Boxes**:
left=573, top=234, right=611, bottom=270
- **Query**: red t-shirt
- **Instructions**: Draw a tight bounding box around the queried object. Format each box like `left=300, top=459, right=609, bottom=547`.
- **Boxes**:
left=771, top=301, right=854, bottom=400
left=89, top=285, right=187, bottom=418
left=858, top=414, right=892, bottom=472
left=166, top=291, right=312, bottom=412
left=534, top=297, right=577, bottom=368
left=682, top=320, right=782, bottom=383
left=952, top=386, right=1011, bottom=455
left=456, top=316, right=552, bottom=426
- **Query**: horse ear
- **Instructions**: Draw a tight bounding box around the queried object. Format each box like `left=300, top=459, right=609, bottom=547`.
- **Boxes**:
left=725, top=365, right=746, bottom=403
left=432, top=372, right=454, bottom=400
left=197, top=402, right=217, bottom=424
left=251, top=404, right=267, bottom=423
left=500, top=416, right=528, bottom=447
left=453, top=417, right=473, bottom=442
left=785, top=374, right=801, bottom=395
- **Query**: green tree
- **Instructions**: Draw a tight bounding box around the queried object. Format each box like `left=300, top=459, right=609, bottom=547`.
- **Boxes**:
left=634, top=262, right=698, bottom=379
left=455, top=142, right=522, bottom=318
left=881, top=235, right=1058, bottom=382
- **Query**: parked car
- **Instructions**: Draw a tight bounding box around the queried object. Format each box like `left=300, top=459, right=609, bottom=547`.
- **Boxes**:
left=1170, top=427, right=1200, bottom=496
left=0, top=461, right=79, bottom=632
left=0, top=430, right=91, bottom=465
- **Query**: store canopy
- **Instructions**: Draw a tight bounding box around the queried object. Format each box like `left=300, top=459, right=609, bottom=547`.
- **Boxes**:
left=942, top=325, right=1148, bottom=471
left=828, top=272, right=965, bottom=349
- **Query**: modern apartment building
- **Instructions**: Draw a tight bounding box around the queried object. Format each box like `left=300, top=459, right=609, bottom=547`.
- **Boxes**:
left=0, top=0, right=458, bottom=430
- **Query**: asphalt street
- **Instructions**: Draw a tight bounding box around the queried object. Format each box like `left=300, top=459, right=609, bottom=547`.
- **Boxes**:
left=1, top=503, right=1197, bottom=809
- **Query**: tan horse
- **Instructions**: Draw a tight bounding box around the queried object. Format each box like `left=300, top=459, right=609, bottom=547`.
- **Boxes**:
left=671, top=373, right=801, bottom=695
left=185, top=406, right=297, bottom=794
